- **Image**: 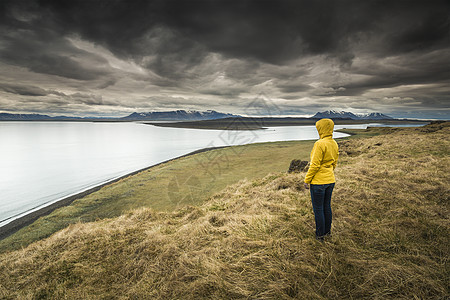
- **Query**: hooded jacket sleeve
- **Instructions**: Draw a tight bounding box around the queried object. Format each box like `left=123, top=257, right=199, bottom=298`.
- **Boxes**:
left=332, top=151, right=339, bottom=170
left=304, top=141, right=323, bottom=184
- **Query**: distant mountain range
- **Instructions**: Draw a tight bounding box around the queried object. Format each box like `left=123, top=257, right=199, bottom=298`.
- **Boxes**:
left=0, top=109, right=394, bottom=121
left=312, top=110, right=393, bottom=120
left=121, top=110, right=239, bottom=121
left=0, top=110, right=239, bottom=121
left=0, top=113, right=82, bottom=121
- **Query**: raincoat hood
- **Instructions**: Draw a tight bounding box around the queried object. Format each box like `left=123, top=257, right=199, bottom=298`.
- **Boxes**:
left=316, top=118, right=334, bottom=139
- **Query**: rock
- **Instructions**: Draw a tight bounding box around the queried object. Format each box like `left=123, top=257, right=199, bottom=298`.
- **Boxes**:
left=288, top=159, right=308, bottom=173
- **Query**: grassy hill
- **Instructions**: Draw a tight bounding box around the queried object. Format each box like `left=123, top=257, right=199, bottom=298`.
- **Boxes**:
left=0, top=123, right=448, bottom=299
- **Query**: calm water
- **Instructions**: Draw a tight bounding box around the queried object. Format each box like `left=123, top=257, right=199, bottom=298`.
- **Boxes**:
left=0, top=121, right=421, bottom=226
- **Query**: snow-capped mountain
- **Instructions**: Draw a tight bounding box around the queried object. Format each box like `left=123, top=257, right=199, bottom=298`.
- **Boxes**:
left=121, top=110, right=240, bottom=121
left=311, top=110, right=393, bottom=120
left=357, top=112, right=394, bottom=120
left=312, top=110, right=358, bottom=119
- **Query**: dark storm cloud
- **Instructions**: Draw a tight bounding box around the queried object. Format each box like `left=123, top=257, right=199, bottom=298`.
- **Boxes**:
left=0, top=0, right=449, bottom=118
left=70, top=93, right=117, bottom=106
left=9, top=0, right=343, bottom=64
left=27, top=54, right=109, bottom=81
left=333, top=50, right=450, bottom=97
left=380, top=3, right=450, bottom=54
left=0, top=83, right=49, bottom=96
left=0, top=26, right=112, bottom=81
left=0, top=82, right=67, bottom=97
left=277, top=83, right=312, bottom=94
left=5, top=0, right=447, bottom=65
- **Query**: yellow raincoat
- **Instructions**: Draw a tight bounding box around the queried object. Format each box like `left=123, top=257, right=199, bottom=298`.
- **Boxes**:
left=304, top=119, right=339, bottom=184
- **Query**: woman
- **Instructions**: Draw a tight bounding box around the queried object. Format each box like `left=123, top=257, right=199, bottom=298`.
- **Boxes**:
left=304, top=118, right=339, bottom=241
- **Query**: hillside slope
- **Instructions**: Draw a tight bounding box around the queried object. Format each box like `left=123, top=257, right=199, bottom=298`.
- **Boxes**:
left=0, top=123, right=449, bottom=299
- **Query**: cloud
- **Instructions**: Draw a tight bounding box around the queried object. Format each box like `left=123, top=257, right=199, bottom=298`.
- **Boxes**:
left=0, top=27, right=114, bottom=81
left=16, top=0, right=447, bottom=65
left=0, top=0, right=448, bottom=118
left=332, top=49, right=450, bottom=97
left=276, top=83, right=312, bottom=94
left=0, top=83, right=49, bottom=96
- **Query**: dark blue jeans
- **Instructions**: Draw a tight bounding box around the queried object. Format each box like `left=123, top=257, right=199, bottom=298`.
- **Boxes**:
left=310, top=183, right=335, bottom=238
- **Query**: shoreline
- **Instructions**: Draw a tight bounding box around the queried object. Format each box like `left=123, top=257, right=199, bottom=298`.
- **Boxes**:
left=0, top=123, right=423, bottom=241
left=145, top=118, right=429, bottom=131
left=0, top=146, right=229, bottom=241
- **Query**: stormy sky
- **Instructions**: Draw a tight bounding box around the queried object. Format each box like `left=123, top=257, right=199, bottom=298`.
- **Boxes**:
left=0, top=0, right=449, bottom=119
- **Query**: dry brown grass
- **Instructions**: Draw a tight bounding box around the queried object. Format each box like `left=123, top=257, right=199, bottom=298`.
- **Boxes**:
left=0, top=123, right=448, bottom=299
